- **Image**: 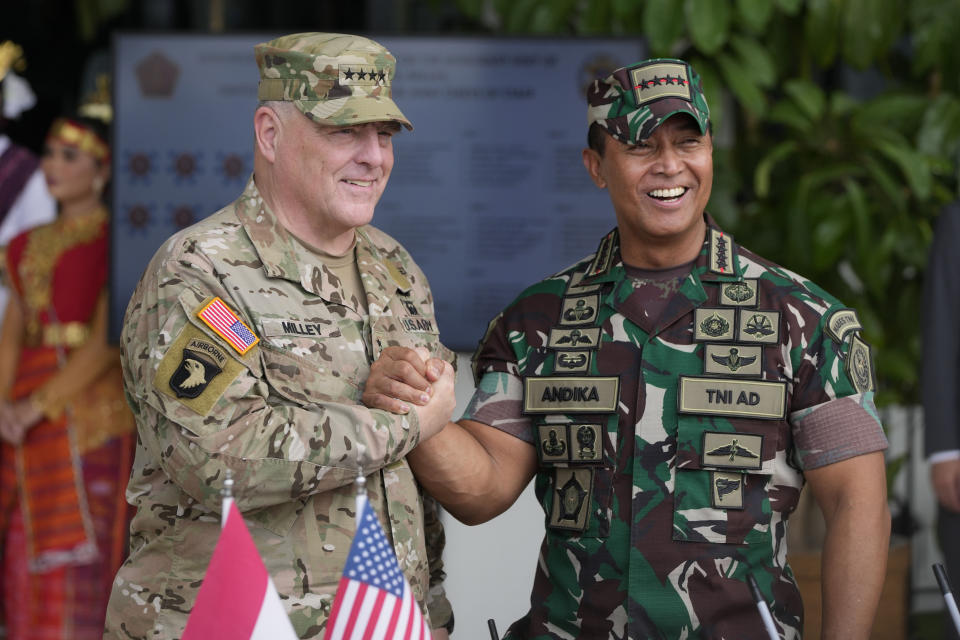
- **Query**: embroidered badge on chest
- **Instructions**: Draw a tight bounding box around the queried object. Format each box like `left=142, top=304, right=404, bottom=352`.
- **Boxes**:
left=719, top=279, right=758, bottom=307
left=737, top=310, right=780, bottom=344
left=711, top=471, right=745, bottom=510
left=197, top=297, right=259, bottom=355
left=694, top=308, right=736, bottom=341
left=704, top=344, right=762, bottom=376
left=549, top=468, right=593, bottom=531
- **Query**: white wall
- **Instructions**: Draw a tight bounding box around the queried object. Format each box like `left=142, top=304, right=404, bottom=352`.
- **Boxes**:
left=440, top=355, right=543, bottom=640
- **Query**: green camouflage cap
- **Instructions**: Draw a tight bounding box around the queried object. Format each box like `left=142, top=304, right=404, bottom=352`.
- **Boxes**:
left=255, top=32, right=412, bottom=130
left=586, top=58, right=709, bottom=144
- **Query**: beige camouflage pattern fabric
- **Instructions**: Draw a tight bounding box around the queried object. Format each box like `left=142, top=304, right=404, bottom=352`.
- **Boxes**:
left=104, top=177, right=453, bottom=638
left=256, top=32, right=412, bottom=130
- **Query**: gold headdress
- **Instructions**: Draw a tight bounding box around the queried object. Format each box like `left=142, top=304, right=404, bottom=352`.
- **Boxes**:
left=0, top=41, right=26, bottom=83
left=78, top=73, right=112, bottom=123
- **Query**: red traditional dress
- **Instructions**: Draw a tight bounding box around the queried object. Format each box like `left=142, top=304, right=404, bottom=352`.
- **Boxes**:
left=0, top=207, right=134, bottom=639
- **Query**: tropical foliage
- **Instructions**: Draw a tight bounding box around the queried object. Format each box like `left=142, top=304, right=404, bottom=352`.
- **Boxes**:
left=447, top=0, right=960, bottom=406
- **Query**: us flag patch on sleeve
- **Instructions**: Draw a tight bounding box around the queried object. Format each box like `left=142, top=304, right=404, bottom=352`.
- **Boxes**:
left=197, top=297, right=259, bottom=355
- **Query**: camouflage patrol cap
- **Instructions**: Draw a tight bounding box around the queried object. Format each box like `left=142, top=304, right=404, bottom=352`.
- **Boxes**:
left=587, top=58, right=709, bottom=144
left=255, top=33, right=412, bottom=130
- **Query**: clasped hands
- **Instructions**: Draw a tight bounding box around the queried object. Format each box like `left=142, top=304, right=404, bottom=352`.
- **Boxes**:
left=0, top=397, right=44, bottom=445
left=361, top=346, right=456, bottom=442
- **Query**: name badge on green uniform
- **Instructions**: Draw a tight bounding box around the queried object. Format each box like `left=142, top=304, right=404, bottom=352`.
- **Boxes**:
left=524, top=376, right=620, bottom=414
left=678, top=376, right=787, bottom=419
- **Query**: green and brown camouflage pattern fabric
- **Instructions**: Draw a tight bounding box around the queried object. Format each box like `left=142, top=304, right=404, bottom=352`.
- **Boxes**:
left=587, top=58, right=710, bottom=144
left=256, top=32, right=412, bottom=130
left=104, top=177, right=453, bottom=638
left=464, top=218, right=887, bottom=639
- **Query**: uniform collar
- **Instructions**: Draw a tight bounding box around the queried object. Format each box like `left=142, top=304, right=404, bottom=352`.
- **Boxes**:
left=234, top=177, right=411, bottom=306
left=580, top=213, right=744, bottom=286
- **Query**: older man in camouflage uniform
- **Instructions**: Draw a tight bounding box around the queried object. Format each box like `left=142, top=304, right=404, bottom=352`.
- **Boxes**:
left=104, top=33, right=457, bottom=638
left=364, top=58, right=891, bottom=638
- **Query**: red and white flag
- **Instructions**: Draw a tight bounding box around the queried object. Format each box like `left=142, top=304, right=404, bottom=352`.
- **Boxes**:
left=181, top=498, right=298, bottom=640
left=324, top=493, right=431, bottom=640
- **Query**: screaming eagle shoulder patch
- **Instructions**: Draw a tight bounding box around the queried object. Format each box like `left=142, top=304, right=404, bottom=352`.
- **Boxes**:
left=154, top=323, right=246, bottom=415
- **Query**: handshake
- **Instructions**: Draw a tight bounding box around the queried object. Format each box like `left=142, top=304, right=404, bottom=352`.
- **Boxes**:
left=361, top=346, right=458, bottom=442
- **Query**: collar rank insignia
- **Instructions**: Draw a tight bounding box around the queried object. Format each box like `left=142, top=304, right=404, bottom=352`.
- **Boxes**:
left=711, top=471, right=745, bottom=509
left=197, top=297, right=259, bottom=355
left=170, top=347, right=222, bottom=399
left=708, top=229, right=735, bottom=275
left=402, top=298, right=419, bottom=316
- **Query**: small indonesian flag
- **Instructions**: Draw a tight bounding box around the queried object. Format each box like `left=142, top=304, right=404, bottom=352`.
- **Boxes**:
left=324, top=494, right=431, bottom=640
left=198, top=297, right=259, bottom=355
left=181, top=499, right=298, bottom=640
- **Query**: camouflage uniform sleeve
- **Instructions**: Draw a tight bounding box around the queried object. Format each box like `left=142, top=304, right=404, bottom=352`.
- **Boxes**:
left=788, top=303, right=888, bottom=470
left=463, top=311, right=534, bottom=442
left=122, top=241, right=423, bottom=514
left=422, top=493, right=453, bottom=631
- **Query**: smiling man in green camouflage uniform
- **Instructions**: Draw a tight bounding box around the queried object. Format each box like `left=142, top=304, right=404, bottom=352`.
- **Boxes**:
left=103, top=33, right=458, bottom=639
left=363, top=58, right=891, bottom=639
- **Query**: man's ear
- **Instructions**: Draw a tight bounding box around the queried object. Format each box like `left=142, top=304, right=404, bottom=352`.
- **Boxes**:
left=254, top=105, right=281, bottom=163
left=582, top=148, right=606, bottom=189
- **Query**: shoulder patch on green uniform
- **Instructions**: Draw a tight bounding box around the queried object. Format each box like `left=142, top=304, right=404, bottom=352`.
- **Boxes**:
left=825, top=308, right=862, bottom=343
left=154, top=323, right=246, bottom=415
left=845, top=333, right=875, bottom=394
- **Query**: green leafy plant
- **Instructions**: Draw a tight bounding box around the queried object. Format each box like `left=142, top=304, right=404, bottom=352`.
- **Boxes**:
left=448, top=0, right=960, bottom=407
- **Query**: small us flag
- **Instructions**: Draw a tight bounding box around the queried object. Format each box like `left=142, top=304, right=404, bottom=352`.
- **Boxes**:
left=197, top=297, right=260, bottom=355
left=324, top=495, right=431, bottom=640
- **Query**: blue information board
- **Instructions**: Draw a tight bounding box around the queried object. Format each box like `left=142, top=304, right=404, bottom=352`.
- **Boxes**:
left=111, top=34, right=644, bottom=350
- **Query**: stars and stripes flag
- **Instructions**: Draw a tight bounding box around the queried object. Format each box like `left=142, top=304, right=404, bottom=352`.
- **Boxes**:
left=197, top=297, right=259, bottom=355
left=324, top=493, right=432, bottom=640
left=180, top=494, right=298, bottom=640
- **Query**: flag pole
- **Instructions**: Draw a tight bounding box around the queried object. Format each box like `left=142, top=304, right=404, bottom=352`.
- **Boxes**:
left=221, top=468, right=234, bottom=529
left=934, top=563, right=960, bottom=635
left=355, top=444, right=367, bottom=518
left=747, top=574, right=779, bottom=640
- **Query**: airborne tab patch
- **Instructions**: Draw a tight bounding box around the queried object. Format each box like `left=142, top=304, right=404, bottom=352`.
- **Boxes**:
left=524, top=376, right=619, bottom=414
left=711, top=471, right=745, bottom=510
left=825, top=308, right=862, bottom=344
left=678, top=376, right=787, bottom=419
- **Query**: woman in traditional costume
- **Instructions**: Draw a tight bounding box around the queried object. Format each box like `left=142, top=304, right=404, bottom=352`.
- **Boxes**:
left=0, top=111, right=135, bottom=639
